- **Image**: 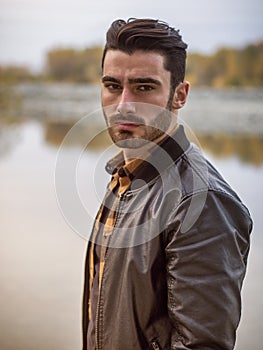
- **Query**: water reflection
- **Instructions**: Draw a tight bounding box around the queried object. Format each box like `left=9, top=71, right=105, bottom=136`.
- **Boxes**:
left=43, top=120, right=112, bottom=151
left=0, top=124, right=22, bottom=158
left=43, top=119, right=263, bottom=165
left=1, top=118, right=263, bottom=166
left=197, top=133, right=263, bottom=166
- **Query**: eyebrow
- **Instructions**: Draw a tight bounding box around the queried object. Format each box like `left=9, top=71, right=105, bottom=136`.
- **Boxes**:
left=128, top=77, right=161, bottom=85
left=102, top=76, right=161, bottom=86
left=102, top=76, right=121, bottom=84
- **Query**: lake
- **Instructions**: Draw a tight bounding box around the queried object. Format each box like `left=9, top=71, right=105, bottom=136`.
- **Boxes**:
left=0, top=83, right=262, bottom=349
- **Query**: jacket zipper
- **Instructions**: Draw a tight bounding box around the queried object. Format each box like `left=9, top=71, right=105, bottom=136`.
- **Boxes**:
left=151, top=340, right=161, bottom=350
left=95, top=291, right=100, bottom=350
left=95, top=192, right=126, bottom=350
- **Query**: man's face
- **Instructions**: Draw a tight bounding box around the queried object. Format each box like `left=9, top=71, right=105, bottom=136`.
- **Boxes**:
left=101, top=50, right=177, bottom=148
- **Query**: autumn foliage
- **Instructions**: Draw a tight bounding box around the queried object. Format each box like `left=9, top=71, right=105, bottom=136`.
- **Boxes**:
left=1, top=41, right=263, bottom=87
left=44, top=41, right=263, bottom=87
left=186, top=42, right=263, bottom=87
left=45, top=46, right=103, bottom=83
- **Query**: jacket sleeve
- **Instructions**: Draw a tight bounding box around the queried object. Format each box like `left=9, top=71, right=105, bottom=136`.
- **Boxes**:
left=164, top=190, right=252, bottom=350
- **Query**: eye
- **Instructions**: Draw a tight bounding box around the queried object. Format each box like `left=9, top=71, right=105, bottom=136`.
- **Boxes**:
left=137, top=85, right=154, bottom=92
left=104, top=83, right=122, bottom=91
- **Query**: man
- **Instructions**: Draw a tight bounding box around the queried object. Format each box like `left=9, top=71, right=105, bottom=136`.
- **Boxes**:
left=82, top=18, right=252, bottom=350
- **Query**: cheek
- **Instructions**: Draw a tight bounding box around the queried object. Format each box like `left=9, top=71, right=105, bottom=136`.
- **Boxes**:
left=102, top=103, right=118, bottom=119
left=155, top=91, right=171, bottom=105
left=101, top=89, right=115, bottom=106
left=143, top=92, right=171, bottom=111
left=101, top=92, right=108, bottom=106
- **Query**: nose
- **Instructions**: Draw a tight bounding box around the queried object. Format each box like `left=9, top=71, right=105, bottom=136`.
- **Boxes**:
left=117, top=88, right=136, bottom=115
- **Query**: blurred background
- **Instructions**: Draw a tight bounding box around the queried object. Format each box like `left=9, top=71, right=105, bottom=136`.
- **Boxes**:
left=0, top=0, right=263, bottom=349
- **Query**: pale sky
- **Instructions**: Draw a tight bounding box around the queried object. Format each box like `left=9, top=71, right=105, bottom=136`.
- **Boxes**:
left=0, top=0, right=262, bottom=71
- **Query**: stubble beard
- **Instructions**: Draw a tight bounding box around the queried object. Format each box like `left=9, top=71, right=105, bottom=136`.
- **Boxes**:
left=104, top=104, right=172, bottom=149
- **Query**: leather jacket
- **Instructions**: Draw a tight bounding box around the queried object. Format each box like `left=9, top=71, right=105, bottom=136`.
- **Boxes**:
left=82, top=125, right=252, bottom=350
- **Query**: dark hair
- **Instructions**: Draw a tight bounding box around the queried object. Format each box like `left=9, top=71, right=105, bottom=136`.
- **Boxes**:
left=102, top=18, right=188, bottom=92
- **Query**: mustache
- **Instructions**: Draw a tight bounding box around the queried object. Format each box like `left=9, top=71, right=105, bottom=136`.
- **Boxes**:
left=108, top=114, right=145, bottom=126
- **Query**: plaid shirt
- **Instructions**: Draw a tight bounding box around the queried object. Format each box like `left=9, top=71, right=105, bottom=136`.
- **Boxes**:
left=88, top=153, right=147, bottom=316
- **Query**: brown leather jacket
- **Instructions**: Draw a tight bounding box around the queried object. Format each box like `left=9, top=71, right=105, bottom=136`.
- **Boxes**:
left=82, top=126, right=252, bottom=350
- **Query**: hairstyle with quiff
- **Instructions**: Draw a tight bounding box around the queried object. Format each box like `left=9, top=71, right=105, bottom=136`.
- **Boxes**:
left=102, top=18, right=188, bottom=93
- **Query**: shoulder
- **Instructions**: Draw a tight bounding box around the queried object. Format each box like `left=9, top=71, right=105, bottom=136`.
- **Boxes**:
left=169, top=143, right=241, bottom=202
left=162, top=143, right=252, bottom=231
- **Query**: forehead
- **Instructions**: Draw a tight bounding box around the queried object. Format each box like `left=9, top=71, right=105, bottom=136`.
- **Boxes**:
left=103, top=50, right=169, bottom=80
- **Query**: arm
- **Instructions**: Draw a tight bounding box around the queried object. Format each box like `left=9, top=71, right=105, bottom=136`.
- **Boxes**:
left=165, top=191, right=252, bottom=350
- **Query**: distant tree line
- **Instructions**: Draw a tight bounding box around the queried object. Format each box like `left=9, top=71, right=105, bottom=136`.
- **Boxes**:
left=186, top=42, right=263, bottom=87
left=45, top=46, right=103, bottom=83
left=1, top=41, right=263, bottom=87
left=0, top=65, right=35, bottom=84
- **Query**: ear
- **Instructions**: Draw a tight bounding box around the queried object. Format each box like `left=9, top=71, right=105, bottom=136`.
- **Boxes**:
left=171, top=81, right=190, bottom=110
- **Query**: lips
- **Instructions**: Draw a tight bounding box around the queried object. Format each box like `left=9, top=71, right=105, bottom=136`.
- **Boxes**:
left=109, top=114, right=144, bottom=128
left=115, top=122, right=141, bottom=130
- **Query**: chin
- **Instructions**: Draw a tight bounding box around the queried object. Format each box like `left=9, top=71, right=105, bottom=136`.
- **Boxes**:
left=114, top=138, right=149, bottom=149
left=110, top=132, right=149, bottom=149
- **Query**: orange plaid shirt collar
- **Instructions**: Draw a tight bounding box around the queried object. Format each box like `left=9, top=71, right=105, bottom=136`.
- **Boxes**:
left=109, top=156, right=144, bottom=195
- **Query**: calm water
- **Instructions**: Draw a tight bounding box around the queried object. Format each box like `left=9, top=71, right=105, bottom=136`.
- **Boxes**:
left=0, top=84, right=263, bottom=349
